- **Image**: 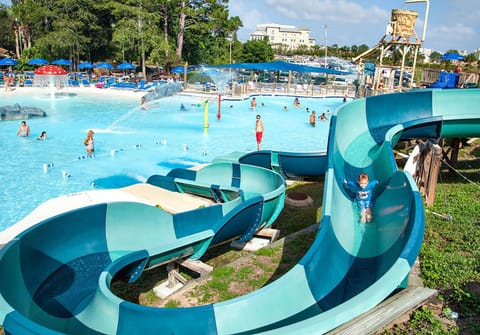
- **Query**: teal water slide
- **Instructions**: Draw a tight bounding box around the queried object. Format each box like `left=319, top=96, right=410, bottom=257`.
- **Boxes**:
left=0, top=89, right=479, bottom=334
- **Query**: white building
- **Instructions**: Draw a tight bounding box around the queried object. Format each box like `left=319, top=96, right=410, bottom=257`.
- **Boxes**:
left=249, top=23, right=316, bottom=50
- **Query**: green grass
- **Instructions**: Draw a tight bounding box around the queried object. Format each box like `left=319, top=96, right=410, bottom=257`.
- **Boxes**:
left=380, top=140, right=480, bottom=334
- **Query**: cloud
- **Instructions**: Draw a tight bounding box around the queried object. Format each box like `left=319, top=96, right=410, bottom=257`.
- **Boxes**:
left=265, top=0, right=388, bottom=24
left=230, top=0, right=479, bottom=52
left=427, top=23, right=476, bottom=52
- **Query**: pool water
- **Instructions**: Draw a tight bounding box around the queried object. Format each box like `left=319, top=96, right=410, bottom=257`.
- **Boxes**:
left=0, top=90, right=342, bottom=231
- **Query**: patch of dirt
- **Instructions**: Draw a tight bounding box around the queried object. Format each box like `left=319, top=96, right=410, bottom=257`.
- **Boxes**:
left=156, top=252, right=281, bottom=308
left=287, top=192, right=308, bottom=200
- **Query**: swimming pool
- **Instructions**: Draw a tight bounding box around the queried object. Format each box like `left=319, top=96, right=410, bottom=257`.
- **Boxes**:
left=0, top=89, right=342, bottom=231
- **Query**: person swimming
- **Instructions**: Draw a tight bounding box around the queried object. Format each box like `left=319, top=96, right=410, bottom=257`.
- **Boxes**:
left=37, top=131, right=47, bottom=140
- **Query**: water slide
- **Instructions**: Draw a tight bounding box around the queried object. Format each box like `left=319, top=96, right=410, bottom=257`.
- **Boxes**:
left=239, top=150, right=328, bottom=178
left=0, top=89, right=479, bottom=334
left=428, top=71, right=459, bottom=89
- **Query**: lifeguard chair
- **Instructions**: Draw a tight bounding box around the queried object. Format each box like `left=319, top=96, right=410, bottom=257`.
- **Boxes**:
left=353, top=8, right=423, bottom=95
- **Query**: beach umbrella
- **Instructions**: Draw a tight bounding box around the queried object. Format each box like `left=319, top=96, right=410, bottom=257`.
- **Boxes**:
left=52, top=59, right=72, bottom=66
left=116, top=62, right=135, bottom=70
left=28, top=58, right=49, bottom=66
left=0, top=58, right=18, bottom=66
left=78, top=61, right=95, bottom=69
left=171, top=65, right=190, bottom=74
left=440, top=53, right=464, bottom=61
left=95, top=62, right=113, bottom=70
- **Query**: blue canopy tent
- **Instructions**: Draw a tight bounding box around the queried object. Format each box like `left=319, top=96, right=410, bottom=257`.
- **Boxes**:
left=440, top=53, right=465, bottom=61
left=52, top=59, right=72, bottom=66
left=171, top=65, right=190, bottom=74
left=117, top=62, right=136, bottom=70
left=0, top=58, right=18, bottom=66
left=96, top=62, right=113, bottom=70
left=78, top=62, right=94, bottom=69
left=28, top=58, right=49, bottom=66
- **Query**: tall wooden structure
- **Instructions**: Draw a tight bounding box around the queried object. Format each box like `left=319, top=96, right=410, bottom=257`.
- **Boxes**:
left=353, top=9, right=423, bottom=95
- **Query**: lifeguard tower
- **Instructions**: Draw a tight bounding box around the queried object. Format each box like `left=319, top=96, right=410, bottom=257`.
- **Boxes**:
left=353, top=8, right=423, bottom=95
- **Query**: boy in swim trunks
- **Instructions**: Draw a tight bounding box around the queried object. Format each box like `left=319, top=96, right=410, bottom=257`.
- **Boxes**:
left=343, top=173, right=378, bottom=223
left=255, top=114, right=264, bottom=151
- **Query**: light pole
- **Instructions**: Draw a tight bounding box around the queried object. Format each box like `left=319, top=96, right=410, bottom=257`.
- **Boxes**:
left=324, top=24, right=328, bottom=68
left=405, top=0, right=429, bottom=42
left=229, top=34, right=233, bottom=64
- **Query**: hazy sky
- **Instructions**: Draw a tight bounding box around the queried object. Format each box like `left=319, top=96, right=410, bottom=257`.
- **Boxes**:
left=1, top=0, right=478, bottom=54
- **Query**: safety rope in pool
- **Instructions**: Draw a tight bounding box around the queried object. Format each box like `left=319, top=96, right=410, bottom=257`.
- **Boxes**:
left=41, top=138, right=208, bottom=181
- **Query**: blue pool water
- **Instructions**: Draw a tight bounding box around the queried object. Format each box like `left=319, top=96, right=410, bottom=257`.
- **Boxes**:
left=0, top=90, right=342, bottom=231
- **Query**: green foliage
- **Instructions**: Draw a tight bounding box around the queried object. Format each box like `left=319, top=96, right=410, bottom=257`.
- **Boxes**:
left=239, top=38, right=274, bottom=63
left=0, top=0, right=242, bottom=70
left=383, top=307, right=457, bottom=335
left=0, top=5, right=15, bottom=54
left=382, top=141, right=480, bottom=334
left=164, top=299, right=181, bottom=308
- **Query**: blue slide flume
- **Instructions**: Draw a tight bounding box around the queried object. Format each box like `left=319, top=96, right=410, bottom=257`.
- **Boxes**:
left=0, top=89, right=479, bottom=334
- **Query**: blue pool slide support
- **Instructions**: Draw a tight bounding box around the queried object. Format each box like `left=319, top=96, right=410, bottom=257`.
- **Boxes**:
left=0, top=88, right=479, bottom=334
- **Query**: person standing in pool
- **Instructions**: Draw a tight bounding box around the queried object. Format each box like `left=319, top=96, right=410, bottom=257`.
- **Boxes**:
left=141, top=96, right=147, bottom=110
left=16, top=121, right=31, bottom=137
left=309, top=110, right=316, bottom=127
left=251, top=97, right=257, bottom=111
left=254, top=114, right=264, bottom=150
left=83, top=130, right=95, bottom=155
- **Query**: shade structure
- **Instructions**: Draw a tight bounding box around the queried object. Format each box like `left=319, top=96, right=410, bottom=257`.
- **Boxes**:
left=33, top=65, right=69, bottom=90
left=52, top=59, right=72, bottom=66
left=214, top=60, right=350, bottom=75
left=78, top=62, right=95, bottom=69
left=34, top=65, right=68, bottom=75
left=440, top=53, right=465, bottom=61
left=28, top=58, right=49, bottom=66
left=95, top=62, right=113, bottom=70
left=0, top=58, right=18, bottom=66
left=116, top=62, right=135, bottom=70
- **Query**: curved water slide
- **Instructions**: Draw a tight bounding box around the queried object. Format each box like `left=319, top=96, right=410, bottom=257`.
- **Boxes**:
left=239, top=150, right=328, bottom=178
left=0, top=89, right=479, bottom=334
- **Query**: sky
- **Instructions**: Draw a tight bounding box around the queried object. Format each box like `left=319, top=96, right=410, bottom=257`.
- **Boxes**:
left=1, top=0, right=478, bottom=54
left=229, top=0, right=480, bottom=54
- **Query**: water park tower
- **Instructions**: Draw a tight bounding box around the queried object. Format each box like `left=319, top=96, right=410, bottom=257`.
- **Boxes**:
left=353, top=8, right=423, bottom=95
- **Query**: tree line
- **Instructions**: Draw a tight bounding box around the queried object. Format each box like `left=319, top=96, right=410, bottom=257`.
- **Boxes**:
left=1, top=1, right=477, bottom=78
left=0, top=0, right=257, bottom=77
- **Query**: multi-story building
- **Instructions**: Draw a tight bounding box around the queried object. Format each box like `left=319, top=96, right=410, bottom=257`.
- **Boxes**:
left=249, top=23, right=316, bottom=50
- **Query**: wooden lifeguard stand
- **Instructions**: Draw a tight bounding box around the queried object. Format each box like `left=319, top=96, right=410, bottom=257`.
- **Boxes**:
left=353, top=9, right=423, bottom=95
